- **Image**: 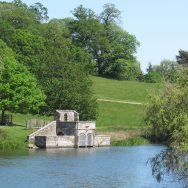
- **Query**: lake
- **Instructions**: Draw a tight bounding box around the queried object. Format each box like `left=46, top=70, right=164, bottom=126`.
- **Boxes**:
left=0, top=145, right=182, bottom=188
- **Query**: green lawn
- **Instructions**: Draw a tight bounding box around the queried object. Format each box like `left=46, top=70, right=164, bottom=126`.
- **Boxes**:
left=0, top=76, right=161, bottom=149
left=12, top=112, right=53, bottom=126
left=0, top=113, right=53, bottom=150
left=91, top=76, right=162, bottom=103
left=96, top=101, right=145, bottom=132
left=92, top=76, right=162, bottom=132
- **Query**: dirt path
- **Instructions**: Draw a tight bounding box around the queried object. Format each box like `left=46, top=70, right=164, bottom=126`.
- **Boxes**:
left=97, top=130, right=143, bottom=141
left=97, top=98, right=143, bottom=105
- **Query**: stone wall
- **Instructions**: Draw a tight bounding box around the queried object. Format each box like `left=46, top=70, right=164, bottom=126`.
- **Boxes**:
left=28, top=121, right=56, bottom=147
left=55, top=110, right=79, bottom=122
left=94, top=135, right=110, bottom=147
left=77, top=121, right=95, bottom=130
left=35, top=136, right=75, bottom=148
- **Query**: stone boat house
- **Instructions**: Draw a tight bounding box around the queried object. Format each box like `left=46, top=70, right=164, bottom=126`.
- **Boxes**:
left=28, top=110, right=110, bottom=148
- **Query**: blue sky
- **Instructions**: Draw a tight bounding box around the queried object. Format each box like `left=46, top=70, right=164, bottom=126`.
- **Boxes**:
left=5, top=0, right=188, bottom=72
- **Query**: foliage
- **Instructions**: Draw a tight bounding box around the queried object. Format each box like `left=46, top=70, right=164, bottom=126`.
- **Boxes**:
left=0, top=39, right=45, bottom=122
left=68, top=4, right=141, bottom=79
left=148, top=148, right=188, bottom=185
left=144, top=63, right=163, bottom=83
left=177, top=50, right=188, bottom=67
left=144, top=68, right=188, bottom=147
left=7, top=29, right=46, bottom=75
left=147, top=60, right=181, bottom=83
left=39, top=20, right=97, bottom=120
left=0, top=125, right=33, bottom=151
left=111, top=136, right=150, bottom=146
left=144, top=70, right=163, bottom=83
left=0, top=1, right=98, bottom=120
left=158, top=60, right=181, bottom=82
left=100, top=3, right=121, bottom=25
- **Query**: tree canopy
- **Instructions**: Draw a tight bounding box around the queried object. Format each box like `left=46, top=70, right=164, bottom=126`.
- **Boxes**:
left=0, top=39, right=45, bottom=123
left=145, top=67, right=188, bottom=149
left=0, top=0, right=143, bottom=120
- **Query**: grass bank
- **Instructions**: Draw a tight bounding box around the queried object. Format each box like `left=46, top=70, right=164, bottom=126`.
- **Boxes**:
left=91, top=76, right=162, bottom=103
left=111, top=137, right=150, bottom=146
left=0, top=77, right=159, bottom=150
left=96, top=101, right=145, bottom=132
left=0, top=126, right=33, bottom=151
left=0, top=113, right=53, bottom=151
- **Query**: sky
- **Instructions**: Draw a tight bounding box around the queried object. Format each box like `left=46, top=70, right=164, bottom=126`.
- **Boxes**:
left=4, top=0, right=188, bottom=72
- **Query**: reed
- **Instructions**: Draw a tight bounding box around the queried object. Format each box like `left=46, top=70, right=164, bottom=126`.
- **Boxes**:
left=111, top=136, right=150, bottom=146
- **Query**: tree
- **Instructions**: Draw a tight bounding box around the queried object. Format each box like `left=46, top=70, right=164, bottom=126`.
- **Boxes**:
left=29, top=2, right=49, bottom=23
left=145, top=68, right=188, bottom=148
left=39, top=20, right=97, bottom=120
left=145, top=63, right=163, bottom=83
left=0, top=40, right=45, bottom=124
left=157, top=60, right=181, bottom=83
left=176, top=50, right=188, bottom=67
left=148, top=148, right=188, bottom=184
left=100, top=3, right=121, bottom=25
left=69, top=4, right=141, bottom=79
left=7, top=29, right=46, bottom=77
left=0, top=0, right=37, bottom=29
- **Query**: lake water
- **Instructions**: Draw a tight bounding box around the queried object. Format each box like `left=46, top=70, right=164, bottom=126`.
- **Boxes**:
left=0, top=145, right=183, bottom=188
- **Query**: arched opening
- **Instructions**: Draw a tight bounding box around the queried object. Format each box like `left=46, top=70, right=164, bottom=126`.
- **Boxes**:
left=79, top=133, right=86, bottom=147
left=87, top=133, right=93, bottom=147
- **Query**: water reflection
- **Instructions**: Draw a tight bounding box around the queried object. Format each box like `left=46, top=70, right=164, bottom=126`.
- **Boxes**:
left=148, top=148, right=188, bottom=187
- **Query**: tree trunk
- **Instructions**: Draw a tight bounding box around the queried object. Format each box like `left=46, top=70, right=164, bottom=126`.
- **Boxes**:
left=1, top=109, right=5, bottom=125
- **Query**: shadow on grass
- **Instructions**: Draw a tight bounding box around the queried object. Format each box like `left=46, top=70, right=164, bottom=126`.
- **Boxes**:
left=0, top=124, right=25, bottom=127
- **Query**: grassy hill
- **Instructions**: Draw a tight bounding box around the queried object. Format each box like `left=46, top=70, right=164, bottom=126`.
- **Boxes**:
left=0, top=76, right=162, bottom=149
left=92, top=76, right=162, bottom=103
left=91, top=76, right=162, bottom=132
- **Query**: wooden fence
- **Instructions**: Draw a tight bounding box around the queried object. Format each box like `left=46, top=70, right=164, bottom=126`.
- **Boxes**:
left=26, top=119, right=51, bottom=129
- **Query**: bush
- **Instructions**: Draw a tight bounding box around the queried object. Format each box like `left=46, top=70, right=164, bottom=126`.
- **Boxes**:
left=144, top=68, right=188, bottom=148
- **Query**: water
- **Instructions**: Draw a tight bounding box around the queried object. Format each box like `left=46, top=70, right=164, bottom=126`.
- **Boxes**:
left=0, top=145, right=182, bottom=188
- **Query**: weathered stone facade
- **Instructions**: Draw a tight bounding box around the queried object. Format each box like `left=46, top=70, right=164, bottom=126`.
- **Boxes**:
left=28, top=110, right=110, bottom=148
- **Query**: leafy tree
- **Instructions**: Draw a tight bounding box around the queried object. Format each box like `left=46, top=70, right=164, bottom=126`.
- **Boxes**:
left=98, top=24, right=140, bottom=78
left=156, top=60, right=181, bottom=83
left=145, top=63, right=163, bottom=83
left=149, top=148, right=188, bottom=184
left=145, top=68, right=188, bottom=148
left=0, top=0, right=37, bottom=29
left=71, top=5, right=96, bottom=20
left=40, top=20, right=97, bottom=120
left=69, top=4, right=141, bottom=79
left=7, top=29, right=46, bottom=76
left=145, top=60, right=181, bottom=83
left=0, top=39, right=45, bottom=124
left=100, top=3, right=121, bottom=25
left=176, top=50, right=188, bottom=67
left=29, top=2, right=49, bottom=23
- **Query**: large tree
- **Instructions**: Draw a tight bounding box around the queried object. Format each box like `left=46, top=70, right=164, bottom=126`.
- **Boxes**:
left=40, top=20, right=97, bottom=120
left=145, top=68, right=188, bottom=149
left=0, top=40, right=45, bottom=124
left=68, top=4, right=141, bottom=79
left=176, top=50, right=188, bottom=67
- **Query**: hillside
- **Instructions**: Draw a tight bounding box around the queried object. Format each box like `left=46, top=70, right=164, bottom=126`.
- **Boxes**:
left=0, top=77, right=161, bottom=150
left=92, top=76, right=162, bottom=103
left=91, top=76, right=163, bottom=132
